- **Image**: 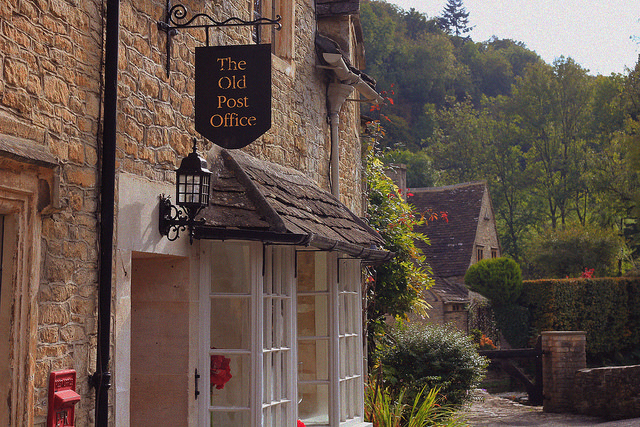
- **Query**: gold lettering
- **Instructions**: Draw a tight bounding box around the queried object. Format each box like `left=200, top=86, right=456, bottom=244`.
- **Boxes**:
left=216, top=57, right=247, bottom=71
left=217, top=96, right=249, bottom=109
left=236, top=75, right=246, bottom=89
left=210, top=114, right=224, bottom=127
left=218, top=75, right=246, bottom=90
left=218, top=76, right=232, bottom=90
left=210, top=113, right=257, bottom=128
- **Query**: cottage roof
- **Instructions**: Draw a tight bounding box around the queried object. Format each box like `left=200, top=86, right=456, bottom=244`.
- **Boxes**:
left=431, top=276, right=470, bottom=302
left=408, top=182, right=488, bottom=278
left=196, top=149, right=390, bottom=261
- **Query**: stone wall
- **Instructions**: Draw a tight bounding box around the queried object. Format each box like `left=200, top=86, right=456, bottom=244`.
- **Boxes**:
left=471, top=188, right=501, bottom=263
left=541, top=331, right=586, bottom=413
left=1, top=0, right=103, bottom=422
left=572, top=365, right=640, bottom=420
left=2, top=0, right=369, bottom=424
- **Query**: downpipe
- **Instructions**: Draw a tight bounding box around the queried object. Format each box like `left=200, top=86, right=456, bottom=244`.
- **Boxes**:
left=91, top=0, right=119, bottom=424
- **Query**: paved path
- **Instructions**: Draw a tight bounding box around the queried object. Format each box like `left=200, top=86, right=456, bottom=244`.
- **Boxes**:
left=459, top=390, right=640, bottom=426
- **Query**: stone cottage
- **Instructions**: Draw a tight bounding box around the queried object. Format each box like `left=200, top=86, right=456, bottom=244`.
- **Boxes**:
left=0, top=0, right=386, bottom=425
left=408, top=182, right=501, bottom=332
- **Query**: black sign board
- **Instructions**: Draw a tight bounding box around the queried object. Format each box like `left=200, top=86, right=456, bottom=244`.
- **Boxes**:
left=195, top=44, right=272, bottom=149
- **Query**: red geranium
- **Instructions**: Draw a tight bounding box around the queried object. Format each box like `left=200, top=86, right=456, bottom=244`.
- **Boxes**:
left=210, top=355, right=232, bottom=390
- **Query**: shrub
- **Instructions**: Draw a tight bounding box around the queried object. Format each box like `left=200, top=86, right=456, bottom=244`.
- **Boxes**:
left=519, top=277, right=640, bottom=362
left=524, top=225, right=623, bottom=279
left=376, top=323, right=488, bottom=406
left=464, top=257, right=522, bottom=305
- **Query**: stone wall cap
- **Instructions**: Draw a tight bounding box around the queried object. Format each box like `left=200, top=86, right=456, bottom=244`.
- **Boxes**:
left=541, top=331, right=586, bottom=336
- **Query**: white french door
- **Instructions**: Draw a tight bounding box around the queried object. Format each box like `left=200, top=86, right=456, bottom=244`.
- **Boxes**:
left=200, top=241, right=296, bottom=427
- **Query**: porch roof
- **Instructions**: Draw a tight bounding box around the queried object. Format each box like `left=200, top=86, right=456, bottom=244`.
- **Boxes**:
left=195, top=148, right=391, bottom=262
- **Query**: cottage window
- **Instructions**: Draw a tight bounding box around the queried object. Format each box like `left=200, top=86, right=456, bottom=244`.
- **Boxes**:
left=476, top=246, right=484, bottom=261
left=491, top=248, right=498, bottom=259
left=297, top=251, right=366, bottom=426
left=201, top=242, right=367, bottom=426
left=252, top=0, right=295, bottom=60
left=202, top=241, right=259, bottom=425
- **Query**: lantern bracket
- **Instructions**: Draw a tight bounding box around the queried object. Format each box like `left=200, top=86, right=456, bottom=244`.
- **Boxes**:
left=159, top=195, right=206, bottom=244
left=158, top=1, right=281, bottom=76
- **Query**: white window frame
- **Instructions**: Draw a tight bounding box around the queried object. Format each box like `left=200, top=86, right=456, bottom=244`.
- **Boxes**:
left=199, top=243, right=368, bottom=427
left=296, top=251, right=368, bottom=427
left=199, top=242, right=297, bottom=427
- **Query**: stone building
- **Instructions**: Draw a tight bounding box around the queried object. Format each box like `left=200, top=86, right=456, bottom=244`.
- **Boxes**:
left=408, top=182, right=501, bottom=332
left=0, top=0, right=385, bottom=425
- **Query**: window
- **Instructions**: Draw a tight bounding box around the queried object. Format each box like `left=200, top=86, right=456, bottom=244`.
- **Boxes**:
left=476, top=246, right=484, bottom=261
left=202, top=241, right=258, bottom=426
left=337, top=258, right=365, bottom=423
left=252, top=0, right=295, bottom=60
left=297, top=251, right=366, bottom=426
left=297, top=251, right=332, bottom=425
left=201, top=242, right=296, bottom=426
left=201, top=243, right=366, bottom=426
left=491, top=248, right=498, bottom=259
left=262, top=246, right=296, bottom=425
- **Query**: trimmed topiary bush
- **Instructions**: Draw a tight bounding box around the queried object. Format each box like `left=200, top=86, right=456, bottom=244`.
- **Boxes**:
left=464, top=257, right=523, bottom=306
left=376, top=323, right=488, bottom=406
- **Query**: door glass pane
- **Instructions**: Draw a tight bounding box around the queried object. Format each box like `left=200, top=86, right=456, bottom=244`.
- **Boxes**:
left=210, top=297, right=250, bottom=349
left=298, top=340, right=329, bottom=381
left=210, top=410, right=250, bottom=426
left=210, top=353, right=250, bottom=407
left=297, top=295, right=328, bottom=336
left=298, top=383, right=329, bottom=425
left=210, top=242, right=251, bottom=294
left=297, top=251, right=327, bottom=292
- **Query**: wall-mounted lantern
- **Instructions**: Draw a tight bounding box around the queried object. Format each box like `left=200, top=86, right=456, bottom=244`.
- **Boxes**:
left=159, top=138, right=211, bottom=242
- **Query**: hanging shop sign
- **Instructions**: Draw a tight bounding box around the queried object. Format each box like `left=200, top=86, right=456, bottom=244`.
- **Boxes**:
left=195, top=44, right=272, bottom=149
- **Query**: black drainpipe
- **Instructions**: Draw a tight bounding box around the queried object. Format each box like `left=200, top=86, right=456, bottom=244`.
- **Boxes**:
left=92, top=0, right=119, bottom=424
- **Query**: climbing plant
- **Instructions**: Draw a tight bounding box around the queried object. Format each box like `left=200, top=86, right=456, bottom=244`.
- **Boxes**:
left=363, top=123, right=434, bottom=353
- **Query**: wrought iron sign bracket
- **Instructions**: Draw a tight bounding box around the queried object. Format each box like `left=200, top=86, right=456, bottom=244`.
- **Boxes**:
left=158, top=1, right=281, bottom=77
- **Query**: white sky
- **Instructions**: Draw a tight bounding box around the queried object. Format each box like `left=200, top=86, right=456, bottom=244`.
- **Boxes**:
left=386, top=0, right=640, bottom=76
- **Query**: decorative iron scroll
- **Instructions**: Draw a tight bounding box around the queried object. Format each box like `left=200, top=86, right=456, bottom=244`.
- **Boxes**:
left=158, top=2, right=281, bottom=76
left=158, top=195, right=206, bottom=243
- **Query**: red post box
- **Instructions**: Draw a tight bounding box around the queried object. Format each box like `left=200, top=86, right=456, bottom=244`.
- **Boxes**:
left=47, top=369, right=81, bottom=427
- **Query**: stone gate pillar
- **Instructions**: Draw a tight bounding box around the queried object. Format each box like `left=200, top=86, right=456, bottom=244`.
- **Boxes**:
left=541, top=331, right=586, bottom=413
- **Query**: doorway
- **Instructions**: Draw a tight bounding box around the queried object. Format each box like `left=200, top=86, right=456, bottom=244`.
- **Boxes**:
left=130, top=254, right=190, bottom=425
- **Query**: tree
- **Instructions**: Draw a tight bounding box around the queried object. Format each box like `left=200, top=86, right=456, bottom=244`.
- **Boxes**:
left=510, top=58, right=593, bottom=229
left=439, top=0, right=472, bottom=37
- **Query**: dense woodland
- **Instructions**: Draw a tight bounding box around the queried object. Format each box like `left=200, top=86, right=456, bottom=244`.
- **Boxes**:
left=360, top=0, right=640, bottom=273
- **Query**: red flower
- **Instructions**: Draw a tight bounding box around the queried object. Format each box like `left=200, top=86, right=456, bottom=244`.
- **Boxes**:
left=440, top=211, right=449, bottom=223
left=297, top=421, right=306, bottom=427
left=210, top=355, right=232, bottom=390
left=580, top=268, right=595, bottom=278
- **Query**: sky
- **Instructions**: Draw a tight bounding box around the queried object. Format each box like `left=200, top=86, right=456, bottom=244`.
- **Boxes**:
left=386, top=0, right=640, bottom=76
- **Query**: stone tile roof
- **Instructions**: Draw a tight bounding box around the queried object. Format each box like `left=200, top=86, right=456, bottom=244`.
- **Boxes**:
left=316, top=0, right=360, bottom=17
left=432, top=276, right=470, bottom=302
left=196, top=148, right=390, bottom=261
left=408, top=181, right=487, bottom=282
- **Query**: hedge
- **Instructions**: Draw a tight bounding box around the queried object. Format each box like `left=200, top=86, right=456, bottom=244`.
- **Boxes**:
left=519, top=277, right=640, bottom=359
